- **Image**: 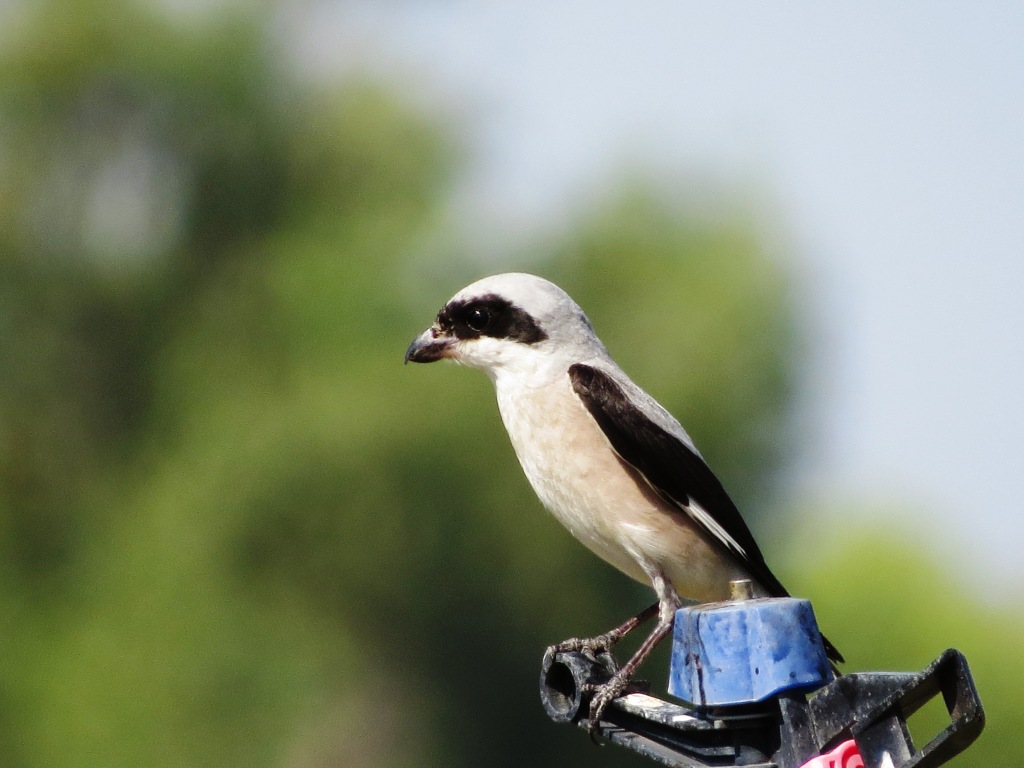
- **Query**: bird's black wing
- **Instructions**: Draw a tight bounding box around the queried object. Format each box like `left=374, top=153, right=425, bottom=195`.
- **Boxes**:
left=568, top=363, right=845, bottom=666
left=568, top=363, right=788, bottom=594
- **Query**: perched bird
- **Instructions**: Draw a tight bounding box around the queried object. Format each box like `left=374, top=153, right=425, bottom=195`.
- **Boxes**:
left=405, top=272, right=841, bottom=725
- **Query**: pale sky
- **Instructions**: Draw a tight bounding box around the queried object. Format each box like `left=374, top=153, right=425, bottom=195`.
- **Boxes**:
left=296, top=1, right=1024, bottom=592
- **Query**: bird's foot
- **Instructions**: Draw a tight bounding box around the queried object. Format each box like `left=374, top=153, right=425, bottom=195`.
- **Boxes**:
left=544, top=602, right=659, bottom=671
left=582, top=670, right=647, bottom=737
left=543, top=627, right=624, bottom=666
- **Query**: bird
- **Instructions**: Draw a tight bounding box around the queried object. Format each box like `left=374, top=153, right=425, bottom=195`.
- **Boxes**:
left=404, top=272, right=842, bottom=726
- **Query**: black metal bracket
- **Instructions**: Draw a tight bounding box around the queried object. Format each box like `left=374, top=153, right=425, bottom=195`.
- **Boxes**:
left=540, top=648, right=984, bottom=768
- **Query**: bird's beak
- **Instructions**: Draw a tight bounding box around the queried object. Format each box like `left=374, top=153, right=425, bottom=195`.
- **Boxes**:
left=404, top=327, right=453, bottom=364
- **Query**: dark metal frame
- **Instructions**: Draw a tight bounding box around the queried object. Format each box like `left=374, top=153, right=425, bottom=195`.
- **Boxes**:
left=540, top=648, right=984, bottom=768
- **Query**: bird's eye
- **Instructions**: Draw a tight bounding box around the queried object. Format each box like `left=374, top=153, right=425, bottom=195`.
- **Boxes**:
left=466, top=307, right=491, bottom=332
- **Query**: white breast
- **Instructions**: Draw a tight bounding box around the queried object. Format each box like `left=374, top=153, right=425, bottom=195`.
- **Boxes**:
left=496, top=374, right=646, bottom=577
left=492, top=369, right=750, bottom=602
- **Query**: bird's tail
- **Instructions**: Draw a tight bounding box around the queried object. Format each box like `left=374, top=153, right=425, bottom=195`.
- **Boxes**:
left=821, top=633, right=845, bottom=672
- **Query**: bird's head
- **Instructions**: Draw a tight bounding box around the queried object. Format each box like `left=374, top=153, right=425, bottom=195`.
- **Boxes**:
left=405, top=273, right=605, bottom=381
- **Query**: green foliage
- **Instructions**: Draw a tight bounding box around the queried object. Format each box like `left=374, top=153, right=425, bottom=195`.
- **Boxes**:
left=0, top=3, right=1011, bottom=768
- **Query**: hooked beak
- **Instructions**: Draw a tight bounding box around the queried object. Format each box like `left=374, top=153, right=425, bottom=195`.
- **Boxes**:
left=404, top=327, right=453, bottom=364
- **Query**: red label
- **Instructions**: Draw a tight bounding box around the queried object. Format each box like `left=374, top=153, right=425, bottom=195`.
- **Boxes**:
left=799, top=739, right=865, bottom=768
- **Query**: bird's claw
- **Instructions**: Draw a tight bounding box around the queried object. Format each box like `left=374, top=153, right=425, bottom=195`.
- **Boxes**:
left=544, top=631, right=620, bottom=666
left=588, top=675, right=627, bottom=723
left=581, top=671, right=649, bottom=738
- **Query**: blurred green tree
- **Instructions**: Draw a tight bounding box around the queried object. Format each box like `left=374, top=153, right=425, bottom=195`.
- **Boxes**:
left=0, top=2, right=1009, bottom=768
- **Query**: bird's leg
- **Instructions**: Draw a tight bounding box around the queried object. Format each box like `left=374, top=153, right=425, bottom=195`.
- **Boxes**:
left=543, top=601, right=658, bottom=664
left=586, top=574, right=681, bottom=730
left=585, top=615, right=673, bottom=726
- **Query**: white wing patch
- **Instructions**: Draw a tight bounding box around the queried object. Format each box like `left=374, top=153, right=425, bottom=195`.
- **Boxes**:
left=683, top=499, right=747, bottom=559
left=613, top=451, right=749, bottom=562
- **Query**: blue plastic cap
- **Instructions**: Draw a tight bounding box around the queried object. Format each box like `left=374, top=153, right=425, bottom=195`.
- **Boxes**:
left=667, top=596, right=832, bottom=708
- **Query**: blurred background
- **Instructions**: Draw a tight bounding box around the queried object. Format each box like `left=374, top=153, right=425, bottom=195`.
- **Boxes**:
left=0, top=1, right=1021, bottom=766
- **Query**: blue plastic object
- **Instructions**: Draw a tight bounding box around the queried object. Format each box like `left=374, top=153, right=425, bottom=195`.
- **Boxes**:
left=667, top=596, right=832, bottom=708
